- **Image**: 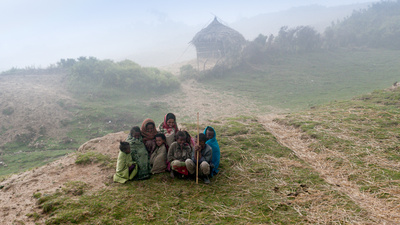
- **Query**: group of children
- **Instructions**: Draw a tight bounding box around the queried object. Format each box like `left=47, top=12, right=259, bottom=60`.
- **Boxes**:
left=113, top=113, right=221, bottom=184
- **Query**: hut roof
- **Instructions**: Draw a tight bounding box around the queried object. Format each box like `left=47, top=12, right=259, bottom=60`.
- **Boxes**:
left=191, top=17, right=246, bottom=46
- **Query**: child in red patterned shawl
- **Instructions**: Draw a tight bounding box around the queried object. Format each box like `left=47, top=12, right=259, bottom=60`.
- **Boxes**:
left=158, top=113, right=179, bottom=147
left=141, top=118, right=158, bottom=155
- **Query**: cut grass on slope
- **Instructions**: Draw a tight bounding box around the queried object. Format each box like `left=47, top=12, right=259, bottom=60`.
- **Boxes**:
left=0, top=150, right=73, bottom=177
left=32, top=116, right=371, bottom=224
left=277, top=86, right=400, bottom=217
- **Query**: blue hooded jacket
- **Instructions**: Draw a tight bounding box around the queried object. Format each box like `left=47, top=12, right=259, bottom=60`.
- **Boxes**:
left=203, top=126, right=220, bottom=176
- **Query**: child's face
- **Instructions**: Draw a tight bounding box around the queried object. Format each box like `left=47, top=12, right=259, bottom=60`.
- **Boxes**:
left=206, top=130, right=214, bottom=140
left=133, top=131, right=141, bottom=139
left=177, top=136, right=186, bottom=146
left=196, top=140, right=206, bottom=150
left=155, top=137, right=164, bottom=147
left=124, top=145, right=131, bottom=154
left=146, top=124, right=155, bottom=133
left=166, top=119, right=175, bottom=128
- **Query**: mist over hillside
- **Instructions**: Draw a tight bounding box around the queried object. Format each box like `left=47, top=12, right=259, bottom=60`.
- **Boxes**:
left=124, top=2, right=372, bottom=67
left=231, top=3, right=371, bottom=40
left=0, top=2, right=372, bottom=72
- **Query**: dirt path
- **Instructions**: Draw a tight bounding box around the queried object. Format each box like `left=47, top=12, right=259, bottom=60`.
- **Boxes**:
left=258, top=114, right=400, bottom=224
left=150, top=79, right=281, bottom=123
left=1, top=73, right=398, bottom=224
left=153, top=79, right=400, bottom=222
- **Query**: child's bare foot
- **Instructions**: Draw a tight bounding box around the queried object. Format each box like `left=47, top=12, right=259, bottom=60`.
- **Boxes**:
left=170, top=170, right=174, bottom=179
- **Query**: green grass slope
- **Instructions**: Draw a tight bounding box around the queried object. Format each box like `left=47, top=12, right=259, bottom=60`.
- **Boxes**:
left=30, top=84, right=400, bottom=224
left=276, top=85, right=400, bottom=221
left=0, top=87, right=172, bottom=177
left=31, top=116, right=371, bottom=224
left=202, top=48, right=400, bottom=111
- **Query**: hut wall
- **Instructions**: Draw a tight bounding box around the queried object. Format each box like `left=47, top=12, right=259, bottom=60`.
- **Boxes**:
left=195, top=41, right=225, bottom=59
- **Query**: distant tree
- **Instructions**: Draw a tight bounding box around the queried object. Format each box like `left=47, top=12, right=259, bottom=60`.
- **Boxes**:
left=77, top=56, right=87, bottom=62
left=274, top=26, right=321, bottom=53
left=294, top=26, right=321, bottom=52
left=254, top=34, right=267, bottom=46
left=267, top=34, right=274, bottom=48
left=57, top=58, right=76, bottom=68
left=324, top=0, right=400, bottom=49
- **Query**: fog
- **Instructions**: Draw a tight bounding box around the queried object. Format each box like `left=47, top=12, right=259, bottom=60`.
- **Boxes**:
left=0, top=0, right=377, bottom=72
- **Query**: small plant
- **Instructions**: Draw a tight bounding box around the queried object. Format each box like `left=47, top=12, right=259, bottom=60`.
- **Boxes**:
left=75, top=151, right=112, bottom=167
left=2, top=107, right=14, bottom=116
left=42, top=201, right=60, bottom=213
left=33, top=192, right=42, bottom=199
left=26, top=212, right=41, bottom=221
left=62, top=181, right=88, bottom=196
left=36, top=192, right=63, bottom=214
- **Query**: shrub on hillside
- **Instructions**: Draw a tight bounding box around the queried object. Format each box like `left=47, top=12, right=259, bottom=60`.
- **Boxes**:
left=67, top=57, right=180, bottom=95
left=179, top=64, right=198, bottom=80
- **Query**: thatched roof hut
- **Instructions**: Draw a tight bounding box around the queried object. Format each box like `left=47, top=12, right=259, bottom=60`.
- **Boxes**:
left=191, top=17, right=246, bottom=67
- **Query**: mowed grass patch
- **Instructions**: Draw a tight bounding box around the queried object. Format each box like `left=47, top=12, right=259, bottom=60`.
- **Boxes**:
left=202, top=48, right=400, bottom=111
left=33, top=117, right=370, bottom=224
left=278, top=87, right=400, bottom=207
left=0, top=149, right=73, bottom=176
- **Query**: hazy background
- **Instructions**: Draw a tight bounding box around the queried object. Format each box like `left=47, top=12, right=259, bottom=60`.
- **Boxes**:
left=1, top=0, right=378, bottom=71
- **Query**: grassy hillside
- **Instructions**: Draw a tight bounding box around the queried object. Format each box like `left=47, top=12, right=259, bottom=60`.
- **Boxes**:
left=30, top=116, right=371, bottom=224
left=275, top=85, right=400, bottom=221
left=280, top=86, right=400, bottom=190
left=29, top=83, right=400, bottom=224
left=0, top=92, right=169, bottom=177
left=202, top=48, right=400, bottom=111
left=0, top=58, right=179, bottom=177
left=2, top=48, right=400, bottom=179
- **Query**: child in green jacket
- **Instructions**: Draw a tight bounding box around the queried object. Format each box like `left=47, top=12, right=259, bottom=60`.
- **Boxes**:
left=113, top=141, right=138, bottom=183
left=126, top=126, right=151, bottom=180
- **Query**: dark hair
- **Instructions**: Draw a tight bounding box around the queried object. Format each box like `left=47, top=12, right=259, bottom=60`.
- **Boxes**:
left=198, top=133, right=207, bottom=142
left=145, top=122, right=155, bottom=128
left=166, top=113, right=176, bottom=121
left=155, top=133, right=166, bottom=141
left=130, top=126, right=141, bottom=136
left=183, top=131, right=192, bottom=143
left=119, top=141, right=130, bottom=152
left=206, top=127, right=214, bottom=132
left=176, top=130, right=186, bottom=139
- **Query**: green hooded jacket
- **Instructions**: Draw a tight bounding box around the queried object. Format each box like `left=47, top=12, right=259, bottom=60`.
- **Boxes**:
left=113, top=151, right=138, bottom=183
left=126, top=134, right=151, bottom=180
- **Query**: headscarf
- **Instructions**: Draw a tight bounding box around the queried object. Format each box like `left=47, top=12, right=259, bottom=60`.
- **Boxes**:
left=203, top=126, right=220, bottom=177
left=162, top=113, right=179, bottom=134
left=141, top=118, right=158, bottom=142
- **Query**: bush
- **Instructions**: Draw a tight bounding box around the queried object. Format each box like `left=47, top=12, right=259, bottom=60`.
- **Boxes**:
left=179, top=64, right=198, bottom=80
left=67, top=57, right=180, bottom=96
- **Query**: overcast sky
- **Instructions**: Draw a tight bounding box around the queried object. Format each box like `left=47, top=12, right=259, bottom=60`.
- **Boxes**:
left=1, top=0, right=378, bottom=71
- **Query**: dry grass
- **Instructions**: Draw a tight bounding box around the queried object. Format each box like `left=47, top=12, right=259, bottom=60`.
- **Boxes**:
left=1, top=116, right=375, bottom=224
left=263, top=87, right=400, bottom=223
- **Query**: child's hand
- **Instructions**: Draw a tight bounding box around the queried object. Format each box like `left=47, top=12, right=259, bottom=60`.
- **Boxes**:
left=194, top=145, right=202, bottom=161
left=195, top=145, right=201, bottom=153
